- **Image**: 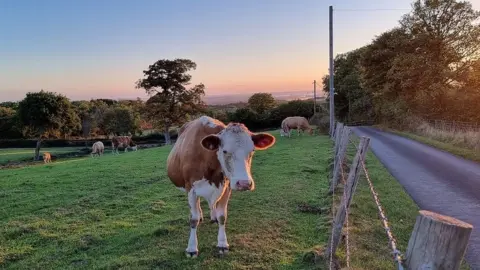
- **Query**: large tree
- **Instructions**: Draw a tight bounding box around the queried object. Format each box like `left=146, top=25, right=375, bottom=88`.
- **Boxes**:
left=17, top=90, right=80, bottom=160
left=72, top=100, right=94, bottom=139
left=322, top=46, right=374, bottom=123
left=247, top=93, right=276, bottom=114
left=0, top=106, right=21, bottom=139
left=359, top=28, right=415, bottom=124
left=359, top=0, right=480, bottom=125
left=102, top=106, right=140, bottom=136
left=136, top=58, right=206, bottom=144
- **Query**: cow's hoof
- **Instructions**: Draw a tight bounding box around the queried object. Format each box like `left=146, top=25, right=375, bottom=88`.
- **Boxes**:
left=217, top=247, right=229, bottom=255
left=186, top=251, right=198, bottom=258
left=210, top=219, right=218, bottom=224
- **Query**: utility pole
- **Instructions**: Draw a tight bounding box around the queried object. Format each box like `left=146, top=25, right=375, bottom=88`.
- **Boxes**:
left=313, top=80, right=317, bottom=114
left=329, top=5, right=335, bottom=135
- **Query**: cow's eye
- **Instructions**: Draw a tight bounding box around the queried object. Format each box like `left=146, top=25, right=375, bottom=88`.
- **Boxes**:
left=223, top=150, right=228, bottom=154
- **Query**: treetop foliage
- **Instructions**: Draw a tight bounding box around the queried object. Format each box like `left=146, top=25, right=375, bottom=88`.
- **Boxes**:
left=324, top=0, right=480, bottom=126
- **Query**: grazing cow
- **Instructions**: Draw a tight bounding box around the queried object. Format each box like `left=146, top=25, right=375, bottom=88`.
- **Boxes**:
left=43, top=152, right=52, bottom=163
left=111, top=136, right=136, bottom=155
left=280, top=116, right=313, bottom=137
left=166, top=116, right=276, bottom=258
left=91, top=141, right=105, bottom=157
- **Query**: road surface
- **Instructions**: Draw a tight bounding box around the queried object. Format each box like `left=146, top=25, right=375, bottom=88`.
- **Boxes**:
left=352, top=126, right=480, bottom=269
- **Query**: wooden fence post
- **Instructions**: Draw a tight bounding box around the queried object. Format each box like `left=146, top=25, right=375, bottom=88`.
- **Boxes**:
left=331, top=121, right=337, bottom=139
left=334, top=123, right=344, bottom=156
left=329, top=127, right=351, bottom=193
left=325, top=136, right=370, bottom=261
left=405, top=210, right=473, bottom=270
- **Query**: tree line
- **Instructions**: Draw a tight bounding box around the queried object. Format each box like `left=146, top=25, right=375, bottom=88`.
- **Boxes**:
left=0, top=58, right=325, bottom=160
left=323, top=0, right=480, bottom=127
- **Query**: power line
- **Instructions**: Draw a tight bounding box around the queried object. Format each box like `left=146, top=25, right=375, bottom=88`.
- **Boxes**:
left=334, top=8, right=411, bottom=12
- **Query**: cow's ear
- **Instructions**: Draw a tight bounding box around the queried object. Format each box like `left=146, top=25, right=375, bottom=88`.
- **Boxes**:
left=252, top=133, right=276, bottom=150
left=201, top=135, right=221, bottom=151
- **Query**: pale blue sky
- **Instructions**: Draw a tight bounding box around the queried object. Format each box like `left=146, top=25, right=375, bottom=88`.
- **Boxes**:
left=1, top=0, right=478, bottom=101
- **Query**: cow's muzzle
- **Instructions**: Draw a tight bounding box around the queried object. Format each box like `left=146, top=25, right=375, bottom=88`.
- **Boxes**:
left=235, top=180, right=253, bottom=191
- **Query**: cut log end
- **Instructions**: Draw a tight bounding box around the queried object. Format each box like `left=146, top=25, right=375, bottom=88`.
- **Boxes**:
left=406, top=210, right=473, bottom=270
left=419, top=210, right=473, bottom=228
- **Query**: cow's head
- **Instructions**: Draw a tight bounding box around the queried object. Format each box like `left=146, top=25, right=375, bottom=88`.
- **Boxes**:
left=201, top=123, right=275, bottom=191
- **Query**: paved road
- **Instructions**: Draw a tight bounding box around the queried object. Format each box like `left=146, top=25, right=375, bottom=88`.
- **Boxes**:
left=352, top=126, right=480, bottom=269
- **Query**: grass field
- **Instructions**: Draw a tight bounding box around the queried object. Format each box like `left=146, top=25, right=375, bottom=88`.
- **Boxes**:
left=0, top=147, right=85, bottom=165
left=0, top=131, right=423, bottom=269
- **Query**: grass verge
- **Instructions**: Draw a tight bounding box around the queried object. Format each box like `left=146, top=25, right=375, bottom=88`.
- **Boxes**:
left=330, top=137, right=419, bottom=269
left=374, top=126, right=480, bottom=163
left=335, top=135, right=470, bottom=269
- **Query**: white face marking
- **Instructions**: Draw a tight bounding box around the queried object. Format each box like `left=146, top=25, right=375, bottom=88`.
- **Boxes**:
left=215, top=126, right=256, bottom=191
left=199, top=116, right=217, bottom=128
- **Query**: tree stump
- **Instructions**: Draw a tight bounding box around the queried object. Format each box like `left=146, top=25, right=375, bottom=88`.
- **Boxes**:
left=405, top=210, right=473, bottom=270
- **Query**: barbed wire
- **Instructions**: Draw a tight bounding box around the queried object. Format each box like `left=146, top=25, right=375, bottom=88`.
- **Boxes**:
left=340, top=160, right=350, bottom=268
left=329, top=152, right=336, bottom=270
left=329, top=132, right=404, bottom=269
left=334, top=8, right=411, bottom=12
left=347, top=136, right=404, bottom=269
left=332, top=129, right=406, bottom=269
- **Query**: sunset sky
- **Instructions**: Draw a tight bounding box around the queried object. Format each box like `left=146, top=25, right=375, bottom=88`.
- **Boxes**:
left=2, top=0, right=480, bottom=102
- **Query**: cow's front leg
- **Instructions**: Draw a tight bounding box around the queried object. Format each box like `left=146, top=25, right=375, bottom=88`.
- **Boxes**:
left=209, top=203, right=217, bottom=223
left=216, top=187, right=232, bottom=255
left=197, top=197, right=204, bottom=222
left=186, top=190, right=200, bottom=258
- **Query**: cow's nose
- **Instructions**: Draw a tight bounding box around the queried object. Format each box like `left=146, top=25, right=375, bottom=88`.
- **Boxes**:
left=236, top=180, right=253, bottom=191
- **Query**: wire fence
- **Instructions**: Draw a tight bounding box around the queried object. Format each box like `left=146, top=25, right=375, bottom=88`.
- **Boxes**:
left=425, top=119, right=480, bottom=132
left=326, top=121, right=475, bottom=269
left=328, top=123, right=404, bottom=269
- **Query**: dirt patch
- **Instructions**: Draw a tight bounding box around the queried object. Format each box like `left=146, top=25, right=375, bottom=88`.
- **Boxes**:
left=296, top=203, right=324, bottom=214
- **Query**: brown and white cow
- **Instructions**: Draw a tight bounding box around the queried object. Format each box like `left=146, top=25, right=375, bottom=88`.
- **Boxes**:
left=166, top=116, right=276, bottom=258
left=280, top=116, right=313, bottom=137
left=43, top=152, right=52, bottom=163
left=91, top=141, right=105, bottom=157
left=111, top=136, right=136, bottom=155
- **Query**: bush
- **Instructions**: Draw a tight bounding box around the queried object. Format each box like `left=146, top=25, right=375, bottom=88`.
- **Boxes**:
left=227, top=108, right=266, bottom=131
left=224, top=100, right=321, bottom=132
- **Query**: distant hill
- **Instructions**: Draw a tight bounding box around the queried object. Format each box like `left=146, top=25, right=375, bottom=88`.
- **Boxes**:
left=203, top=91, right=325, bottom=105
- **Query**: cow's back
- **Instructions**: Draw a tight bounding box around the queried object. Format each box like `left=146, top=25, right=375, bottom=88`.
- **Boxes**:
left=167, top=116, right=225, bottom=190
left=284, top=116, right=309, bottom=128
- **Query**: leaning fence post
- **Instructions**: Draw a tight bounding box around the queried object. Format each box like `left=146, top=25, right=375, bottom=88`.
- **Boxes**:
left=326, top=136, right=370, bottom=261
left=329, top=127, right=351, bottom=193
left=405, top=210, right=473, bottom=270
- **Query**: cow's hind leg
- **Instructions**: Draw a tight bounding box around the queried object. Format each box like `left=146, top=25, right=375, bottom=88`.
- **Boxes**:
left=215, top=187, right=232, bottom=255
left=186, top=190, right=201, bottom=258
